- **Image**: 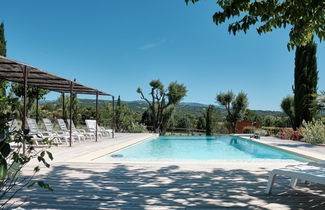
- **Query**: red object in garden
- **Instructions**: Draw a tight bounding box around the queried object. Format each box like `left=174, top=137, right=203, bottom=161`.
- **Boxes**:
left=234, top=120, right=260, bottom=134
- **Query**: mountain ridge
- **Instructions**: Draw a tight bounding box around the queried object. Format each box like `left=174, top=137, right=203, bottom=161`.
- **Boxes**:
left=41, top=99, right=283, bottom=117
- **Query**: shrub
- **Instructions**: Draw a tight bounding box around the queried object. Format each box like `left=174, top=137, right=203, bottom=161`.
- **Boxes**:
left=215, top=122, right=228, bottom=134
left=243, top=126, right=256, bottom=134
left=261, top=127, right=283, bottom=136
left=276, top=128, right=302, bottom=140
left=299, top=120, right=325, bottom=144
left=127, top=123, right=148, bottom=133
left=254, top=129, right=268, bottom=136
left=1, top=96, right=54, bottom=208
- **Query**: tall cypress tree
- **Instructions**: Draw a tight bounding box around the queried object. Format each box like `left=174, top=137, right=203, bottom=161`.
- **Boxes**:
left=0, top=22, right=6, bottom=56
left=115, top=95, right=122, bottom=131
left=293, top=41, right=318, bottom=129
left=0, top=22, right=7, bottom=97
left=206, top=105, right=216, bottom=136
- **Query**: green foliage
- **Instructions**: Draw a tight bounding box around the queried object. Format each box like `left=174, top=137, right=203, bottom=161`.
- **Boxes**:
left=167, top=82, right=187, bottom=105
left=261, top=127, right=283, bottom=136
left=185, top=0, right=324, bottom=49
left=243, top=126, right=256, bottom=134
left=114, top=96, right=147, bottom=132
left=106, top=100, right=283, bottom=119
left=281, top=96, right=295, bottom=128
left=34, top=98, right=291, bottom=135
left=11, top=84, right=49, bottom=118
left=244, top=109, right=261, bottom=124
left=293, top=41, right=318, bottom=129
left=99, top=101, right=113, bottom=127
left=115, top=96, right=123, bottom=131
left=176, top=115, right=192, bottom=130
left=316, top=90, right=325, bottom=112
left=161, top=105, right=175, bottom=135
left=0, top=96, right=54, bottom=208
left=215, top=122, right=228, bottom=134
left=11, top=84, right=49, bottom=103
left=0, top=22, right=6, bottom=57
left=254, top=129, right=268, bottom=136
left=0, top=22, right=7, bottom=98
left=196, top=115, right=206, bottom=130
left=300, top=119, right=325, bottom=144
left=137, top=79, right=187, bottom=134
left=261, top=115, right=289, bottom=127
left=216, top=91, right=248, bottom=133
left=206, top=105, right=216, bottom=135
left=73, top=96, right=144, bottom=132
left=58, top=94, right=72, bottom=121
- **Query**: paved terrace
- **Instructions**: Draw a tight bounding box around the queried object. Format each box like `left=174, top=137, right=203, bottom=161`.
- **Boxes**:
left=6, top=134, right=325, bottom=209
left=238, top=134, right=325, bottom=160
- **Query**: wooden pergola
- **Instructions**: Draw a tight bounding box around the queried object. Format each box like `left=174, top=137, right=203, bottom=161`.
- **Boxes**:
left=0, top=56, right=115, bottom=152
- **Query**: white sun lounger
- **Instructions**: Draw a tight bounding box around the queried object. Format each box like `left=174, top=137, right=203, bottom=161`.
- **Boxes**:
left=59, top=119, right=94, bottom=141
left=66, top=119, right=96, bottom=140
left=85, top=120, right=105, bottom=138
left=85, top=120, right=112, bottom=137
left=8, top=119, right=23, bottom=147
left=43, top=118, right=84, bottom=143
left=8, top=119, right=20, bottom=133
left=265, top=163, right=325, bottom=194
left=27, top=118, right=62, bottom=146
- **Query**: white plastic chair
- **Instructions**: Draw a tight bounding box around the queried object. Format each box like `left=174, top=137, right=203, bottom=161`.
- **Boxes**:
left=265, top=163, right=325, bottom=194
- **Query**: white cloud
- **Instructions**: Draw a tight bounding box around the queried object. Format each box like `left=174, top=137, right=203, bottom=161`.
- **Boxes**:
left=139, top=38, right=166, bottom=50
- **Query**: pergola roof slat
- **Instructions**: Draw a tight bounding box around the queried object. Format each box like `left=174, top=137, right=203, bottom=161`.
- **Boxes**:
left=0, top=56, right=113, bottom=96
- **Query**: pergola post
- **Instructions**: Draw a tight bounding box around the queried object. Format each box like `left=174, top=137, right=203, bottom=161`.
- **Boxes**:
left=62, top=92, right=66, bottom=121
left=112, top=95, right=115, bottom=138
left=36, top=89, right=39, bottom=123
left=95, top=91, right=99, bottom=142
left=22, top=66, right=28, bottom=154
left=69, top=82, right=73, bottom=147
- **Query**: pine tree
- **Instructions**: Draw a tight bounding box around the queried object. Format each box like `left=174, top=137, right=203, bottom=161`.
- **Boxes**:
left=293, top=41, right=318, bottom=129
left=0, top=22, right=7, bottom=97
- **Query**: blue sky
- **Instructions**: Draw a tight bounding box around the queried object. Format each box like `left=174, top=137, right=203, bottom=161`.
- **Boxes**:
left=1, top=0, right=324, bottom=111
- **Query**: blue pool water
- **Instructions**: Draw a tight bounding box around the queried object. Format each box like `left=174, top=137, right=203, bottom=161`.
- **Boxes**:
left=99, top=136, right=310, bottom=162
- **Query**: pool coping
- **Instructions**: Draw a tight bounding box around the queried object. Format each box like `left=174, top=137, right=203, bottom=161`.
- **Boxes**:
left=238, top=135, right=325, bottom=161
left=69, top=134, right=159, bottom=162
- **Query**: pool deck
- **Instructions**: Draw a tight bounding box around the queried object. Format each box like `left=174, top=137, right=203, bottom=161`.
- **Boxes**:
left=238, top=134, right=325, bottom=160
left=7, top=133, right=325, bottom=209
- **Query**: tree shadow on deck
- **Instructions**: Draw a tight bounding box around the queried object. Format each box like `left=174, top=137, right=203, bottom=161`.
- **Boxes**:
left=16, top=163, right=325, bottom=209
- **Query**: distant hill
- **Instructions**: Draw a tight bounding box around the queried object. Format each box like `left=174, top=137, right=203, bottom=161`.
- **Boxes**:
left=60, top=99, right=282, bottom=117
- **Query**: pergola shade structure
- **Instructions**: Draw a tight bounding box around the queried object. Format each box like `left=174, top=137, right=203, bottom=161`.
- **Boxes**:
left=0, top=56, right=115, bottom=151
left=0, top=56, right=112, bottom=96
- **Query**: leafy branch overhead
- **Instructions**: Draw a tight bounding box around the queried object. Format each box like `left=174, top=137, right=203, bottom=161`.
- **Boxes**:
left=185, top=0, right=324, bottom=49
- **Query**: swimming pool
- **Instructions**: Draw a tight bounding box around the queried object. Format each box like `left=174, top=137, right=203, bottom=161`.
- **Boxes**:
left=97, top=136, right=311, bottom=162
